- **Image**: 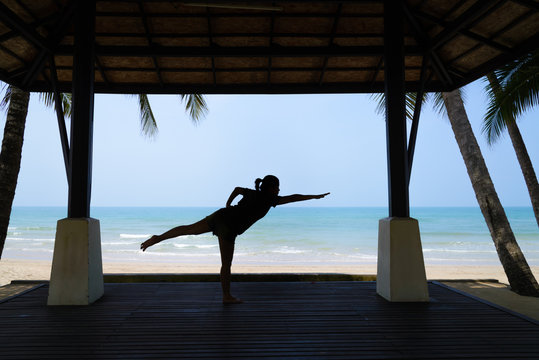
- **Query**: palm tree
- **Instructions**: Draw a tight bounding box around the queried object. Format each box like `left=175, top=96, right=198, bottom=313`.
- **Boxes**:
left=483, top=50, right=539, bottom=227
left=0, top=84, right=208, bottom=258
left=373, top=90, right=539, bottom=296
left=442, top=90, right=539, bottom=296
left=0, top=86, right=29, bottom=259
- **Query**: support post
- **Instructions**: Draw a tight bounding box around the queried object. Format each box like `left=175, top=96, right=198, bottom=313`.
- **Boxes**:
left=49, top=0, right=103, bottom=306
left=377, top=0, right=428, bottom=302
left=407, top=55, right=429, bottom=184
left=384, top=0, right=409, bottom=218
left=68, top=0, right=95, bottom=219
left=49, top=55, right=70, bottom=181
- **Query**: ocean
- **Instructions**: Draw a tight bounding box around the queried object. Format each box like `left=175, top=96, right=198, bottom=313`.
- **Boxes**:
left=4, top=206, right=539, bottom=266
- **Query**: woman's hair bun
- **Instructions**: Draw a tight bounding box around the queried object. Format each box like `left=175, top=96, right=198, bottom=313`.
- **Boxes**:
left=255, top=178, right=263, bottom=191
left=255, top=175, right=279, bottom=192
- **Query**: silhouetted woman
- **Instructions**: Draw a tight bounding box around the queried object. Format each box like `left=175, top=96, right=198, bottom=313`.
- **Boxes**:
left=141, top=175, right=329, bottom=304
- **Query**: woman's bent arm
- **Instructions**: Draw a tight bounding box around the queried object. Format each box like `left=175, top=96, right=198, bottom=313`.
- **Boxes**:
left=277, top=192, right=330, bottom=205
left=226, top=187, right=244, bottom=207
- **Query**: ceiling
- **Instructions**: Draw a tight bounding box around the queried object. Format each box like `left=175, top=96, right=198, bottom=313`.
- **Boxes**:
left=0, top=0, right=538, bottom=94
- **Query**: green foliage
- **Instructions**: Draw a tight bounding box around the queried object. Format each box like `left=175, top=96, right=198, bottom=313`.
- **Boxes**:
left=1, top=83, right=72, bottom=119
left=0, top=82, right=11, bottom=112
left=134, top=93, right=158, bottom=138
left=180, top=94, right=208, bottom=124
left=134, top=93, right=208, bottom=139
left=371, top=92, right=419, bottom=120
left=370, top=89, right=461, bottom=122
left=483, top=49, right=539, bottom=144
left=1, top=81, right=208, bottom=140
left=38, top=92, right=72, bottom=118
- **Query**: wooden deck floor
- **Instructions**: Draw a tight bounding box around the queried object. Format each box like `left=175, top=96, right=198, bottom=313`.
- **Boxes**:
left=0, top=281, right=537, bottom=359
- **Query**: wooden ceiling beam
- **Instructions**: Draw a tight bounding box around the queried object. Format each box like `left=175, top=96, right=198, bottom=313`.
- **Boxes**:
left=267, top=3, right=276, bottom=84
left=55, top=45, right=422, bottom=57
left=206, top=7, right=217, bottom=86
left=510, top=0, right=539, bottom=11
left=402, top=3, right=453, bottom=86
left=116, top=0, right=382, bottom=3
left=21, top=3, right=75, bottom=88
left=369, top=56, right=383, bottom=85
left=94, top=57, right=110, bottom=86
left=94, top=11, right=383, bottom=18
left=0, top=13, right=58, bottom=43
left=0, top=2, right=53, bottom=52
left=27, top=81, right=449, bottom=95
left=54, top=65, right=424, bottom=73
left=446, top=9, right=534, bottom=68
left=413, top=10, right=512, bottom=53
left=0, top=43, right=28, bottom=67
left=95, top=32, right=384, bottom=39
left=137, top=0, right=164, bottom=86
left=430, top=0, right=506, bottom=51
left=319, top=3, right=342, bottom=85
left=13, top=0, right=37, bottom=22
left=454, top=31, right=539, bottom=88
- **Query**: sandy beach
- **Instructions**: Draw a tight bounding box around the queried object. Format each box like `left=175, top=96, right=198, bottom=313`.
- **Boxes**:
left=2, top=258, right=537, bottom=286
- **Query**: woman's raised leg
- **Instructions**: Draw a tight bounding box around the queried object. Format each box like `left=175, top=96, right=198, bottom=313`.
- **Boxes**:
left=140, top=218, right=211, bottom=251
left=218, top=235, right=242, bottom=304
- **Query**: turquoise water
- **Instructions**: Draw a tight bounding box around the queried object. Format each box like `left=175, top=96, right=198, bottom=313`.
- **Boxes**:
left=4, top=206, right=538, bottom=266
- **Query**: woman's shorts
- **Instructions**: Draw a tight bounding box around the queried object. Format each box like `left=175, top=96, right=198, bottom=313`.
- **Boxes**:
left=205, top=208, right=237, bottom=242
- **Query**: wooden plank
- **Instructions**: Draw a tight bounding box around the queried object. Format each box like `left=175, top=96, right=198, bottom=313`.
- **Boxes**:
left=0, top=282, right=537, bottom=359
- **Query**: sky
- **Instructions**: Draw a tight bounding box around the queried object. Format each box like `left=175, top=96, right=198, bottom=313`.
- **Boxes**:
left=2, top=78, right=539, bottom=208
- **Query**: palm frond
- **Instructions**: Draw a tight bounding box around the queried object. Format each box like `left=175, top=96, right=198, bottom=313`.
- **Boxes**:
left=433, top=88, right=465, bottom=121
left=483, top=73, right=509, bottom=144
left=0, top=83, right=12, bottom=112
left=38, top=92, right=73, bottom=119
left=491, top=50, right=539, bottom=122
left=39, top=92, right=55, bottom=108
left=494, top=50, right=532, bottom=85
left=62, top=93, right=72, bottom=119
left=405, top=92, right=418, bottom=121
left=370, top=91, right=427, bottom=122
left=370, top=93, right=386, bottom=116
left=179, top=94, right=208, bottom=124
left=135, top=94, right=158, bottom=138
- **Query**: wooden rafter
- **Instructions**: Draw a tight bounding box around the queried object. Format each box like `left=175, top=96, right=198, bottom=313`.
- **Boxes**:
left=21, top=3, right=75, bottom=88
left=402, top=3, right=453, bottom=86
left=319, top=3, right=342, bottom=85
left=447, top=9, right=535, bottom=68
left=206, top=7, right=217, bottom=86
left=137, top=0, right=164, bottom=86
left=57, top=45, right=422, bottom=57
left=49, top=55, right=70, bottom=181
left=0, top=2, right=52, bottom=52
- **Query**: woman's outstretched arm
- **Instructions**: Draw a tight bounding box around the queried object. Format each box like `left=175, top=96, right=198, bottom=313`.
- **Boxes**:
left=277, top=192, right=330, bottom=206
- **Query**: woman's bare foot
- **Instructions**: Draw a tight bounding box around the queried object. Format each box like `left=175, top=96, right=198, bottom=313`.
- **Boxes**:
left=223, top=295, right=243, bottom=304
left=141, top=235, right=160, bottom=252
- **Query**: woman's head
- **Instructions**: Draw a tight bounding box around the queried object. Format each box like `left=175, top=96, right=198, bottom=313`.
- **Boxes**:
left=255, top=175, right=280, bottom=195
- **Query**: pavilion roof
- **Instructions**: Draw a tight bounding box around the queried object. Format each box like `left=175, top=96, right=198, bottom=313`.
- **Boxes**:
left=0, top=0, right=538, bottom=94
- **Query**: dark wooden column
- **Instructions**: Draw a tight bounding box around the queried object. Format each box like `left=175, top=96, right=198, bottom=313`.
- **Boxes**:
left=384, top=0, right=409, bottom=217
left=68, top=1, right=95, bottom=218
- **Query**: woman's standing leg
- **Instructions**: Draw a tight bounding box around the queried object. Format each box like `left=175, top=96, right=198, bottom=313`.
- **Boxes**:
left=218, top=235, right=242, bottom=304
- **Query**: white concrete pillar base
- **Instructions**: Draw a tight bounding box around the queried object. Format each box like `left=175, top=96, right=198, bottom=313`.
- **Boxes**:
left=48, top=218, right=104, bottom=305
left=376, top=217, right=429, bottom=302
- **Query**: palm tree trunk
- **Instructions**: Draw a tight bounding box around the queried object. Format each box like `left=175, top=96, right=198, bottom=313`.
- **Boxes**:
left=487, top=73, right=539, bottom=228
left=506, top=120, right=539, bottom=227
left=443, top=90, right=539, bottom=296
left=0, top=87, right=29, bottom=259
